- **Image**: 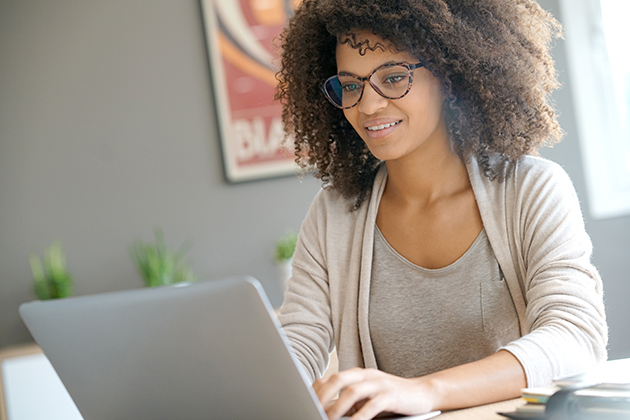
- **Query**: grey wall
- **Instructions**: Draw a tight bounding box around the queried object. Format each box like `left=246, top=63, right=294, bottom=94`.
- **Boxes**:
left=0, top=0, right=321, bottom=348
left=1, top=0, right=629, bottom=359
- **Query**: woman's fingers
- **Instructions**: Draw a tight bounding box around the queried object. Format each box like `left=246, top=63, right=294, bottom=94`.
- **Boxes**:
left=314, top=368, right=435, bottom=420
left=325, top=380, right=385, bottom=420
left=350, top=393, right=392, bottom=420
left=313, top=367, right=368, bottom=407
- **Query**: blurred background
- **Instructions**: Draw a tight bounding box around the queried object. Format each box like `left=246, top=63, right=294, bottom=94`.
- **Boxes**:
left=0, top=0, right=628, bottom=361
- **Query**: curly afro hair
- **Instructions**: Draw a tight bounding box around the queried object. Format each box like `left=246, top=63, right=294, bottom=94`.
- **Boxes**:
left=275, top=0, right=564, bottom=209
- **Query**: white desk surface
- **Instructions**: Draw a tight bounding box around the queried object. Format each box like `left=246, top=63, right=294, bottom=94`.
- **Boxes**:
left=438, top=399, right=523, bottom=419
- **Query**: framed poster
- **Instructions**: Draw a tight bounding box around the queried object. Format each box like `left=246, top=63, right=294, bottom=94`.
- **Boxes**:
left=200, top=0, right=298, bottom=182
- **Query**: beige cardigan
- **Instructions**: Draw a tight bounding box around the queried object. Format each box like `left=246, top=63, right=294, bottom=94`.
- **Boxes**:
left=278, top=156, right=608, bottom=388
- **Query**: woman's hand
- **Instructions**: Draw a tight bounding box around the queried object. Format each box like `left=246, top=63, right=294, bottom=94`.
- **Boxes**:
left=313, top=351, right=526, bottom=420
left=313, top=367, right=436, bottom=420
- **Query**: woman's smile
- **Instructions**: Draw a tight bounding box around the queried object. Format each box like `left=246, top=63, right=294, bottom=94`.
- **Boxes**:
left=364, top=118, right=402, bottom=139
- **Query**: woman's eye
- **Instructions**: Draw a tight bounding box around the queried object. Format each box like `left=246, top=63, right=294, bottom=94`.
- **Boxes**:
left=381, top=74, right=406, bottom=86
left=341, top=82, right=361, bottom=93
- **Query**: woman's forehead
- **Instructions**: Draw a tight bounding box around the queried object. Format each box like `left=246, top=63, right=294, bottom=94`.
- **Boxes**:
left=335, top=33, right=416, bottom=74
left=337, top=30, right=398, bottom=55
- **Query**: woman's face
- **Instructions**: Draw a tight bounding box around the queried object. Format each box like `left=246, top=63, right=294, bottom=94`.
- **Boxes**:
left=336, top=32, right=448, bottom=163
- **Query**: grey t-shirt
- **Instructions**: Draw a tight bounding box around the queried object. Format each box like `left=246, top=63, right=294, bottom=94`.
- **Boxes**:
left=369, top=226, right=521, bottom=378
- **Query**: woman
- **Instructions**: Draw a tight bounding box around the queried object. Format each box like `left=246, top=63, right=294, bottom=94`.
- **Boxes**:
left=275, top=0, right=608, bottom=419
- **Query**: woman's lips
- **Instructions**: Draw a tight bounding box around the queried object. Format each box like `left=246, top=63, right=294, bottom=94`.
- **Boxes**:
left=364, top=120, right=402, bottom=139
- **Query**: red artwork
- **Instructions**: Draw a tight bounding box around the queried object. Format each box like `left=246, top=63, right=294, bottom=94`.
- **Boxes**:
left=201, top=0, right=299, bottom=182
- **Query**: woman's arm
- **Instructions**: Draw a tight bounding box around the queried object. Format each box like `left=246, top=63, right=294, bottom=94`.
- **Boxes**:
left=314, top=350, right=525, bottom=420
left=468, top=157, right=607, bottom=388
left=278, top=189, right=337, bottom=382
left=498, top=158, right=607, bottom=386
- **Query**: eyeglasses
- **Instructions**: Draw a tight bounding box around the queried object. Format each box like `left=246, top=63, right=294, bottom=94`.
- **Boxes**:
left=322, top=62, right=423, bottom=109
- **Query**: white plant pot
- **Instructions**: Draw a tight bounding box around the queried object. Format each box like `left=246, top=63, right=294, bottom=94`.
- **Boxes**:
left=277, top=258, right=293, bottom=293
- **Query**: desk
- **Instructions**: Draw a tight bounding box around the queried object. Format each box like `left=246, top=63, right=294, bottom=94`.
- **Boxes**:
left=0, top=344, right=82, bottom=420
left=439, top=399, right=523, bottom=419
left=0, top=344, right=42, bottom=420
left=1, top=344, right=522, bottom=420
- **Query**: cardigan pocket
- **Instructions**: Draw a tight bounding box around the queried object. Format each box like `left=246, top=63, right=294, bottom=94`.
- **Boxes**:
left=480, top=276, right=520, bottom=335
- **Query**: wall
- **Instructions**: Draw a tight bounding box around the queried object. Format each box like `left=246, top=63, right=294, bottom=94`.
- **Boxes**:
left=1, top=0, right=628, bottom=359
left=0, top=0, right=321, bottom=348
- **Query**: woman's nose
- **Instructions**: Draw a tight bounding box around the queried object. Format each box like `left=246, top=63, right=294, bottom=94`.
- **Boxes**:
left=357, top=83, right=388, bottom=115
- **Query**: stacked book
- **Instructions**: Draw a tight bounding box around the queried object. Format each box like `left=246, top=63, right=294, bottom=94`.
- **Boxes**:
left=499, top=358, right=630, bottom=419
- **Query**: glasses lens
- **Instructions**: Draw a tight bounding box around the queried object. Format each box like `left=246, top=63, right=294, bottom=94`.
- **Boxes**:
left=324, top=75, right=363, bottom=108
left=371, top=65, right=411, bottom=99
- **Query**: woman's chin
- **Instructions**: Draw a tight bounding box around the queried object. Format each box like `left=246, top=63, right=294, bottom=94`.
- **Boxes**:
left=365, top=144, right=407, bottom=162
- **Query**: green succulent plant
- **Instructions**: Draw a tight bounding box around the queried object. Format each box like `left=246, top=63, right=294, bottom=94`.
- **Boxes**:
left=29, top=241, right=74, bottom=300
left=129, top=229, right=196, bottom=287
left=275, top=231, right=298, bottom=262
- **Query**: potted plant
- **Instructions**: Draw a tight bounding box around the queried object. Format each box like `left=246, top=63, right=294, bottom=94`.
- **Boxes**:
left=29, top=241, right=74, bottom=300
left=274, top=231, right=298, bottom=292
left=129, top=229, right=196, bottom=287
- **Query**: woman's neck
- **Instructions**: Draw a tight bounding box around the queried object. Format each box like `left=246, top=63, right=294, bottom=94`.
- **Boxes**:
left=383, top=136, right=470, bottom=207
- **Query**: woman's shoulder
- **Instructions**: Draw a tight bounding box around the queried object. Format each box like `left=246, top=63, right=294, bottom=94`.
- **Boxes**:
left=510, top=155, right=576, bottom=199
left=469, top=154, right=582, bottom=228
left=503, top=156, right=584, bottom=229
left=513, top=155, right=569, bottom=180
left=307, top=165, right=387, bottom=217
left=469, top=154, right=574, bottom=194
left=301, top=186, right=366, bottom=238
left=307, top=186, right=355, bottom=221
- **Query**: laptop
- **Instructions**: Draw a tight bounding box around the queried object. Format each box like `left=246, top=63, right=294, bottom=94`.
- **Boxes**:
left=19, top=276, right=440, bottom=420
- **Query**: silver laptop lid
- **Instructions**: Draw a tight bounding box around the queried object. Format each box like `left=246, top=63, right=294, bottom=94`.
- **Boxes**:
left=19, top=276, right=328, bottom=420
